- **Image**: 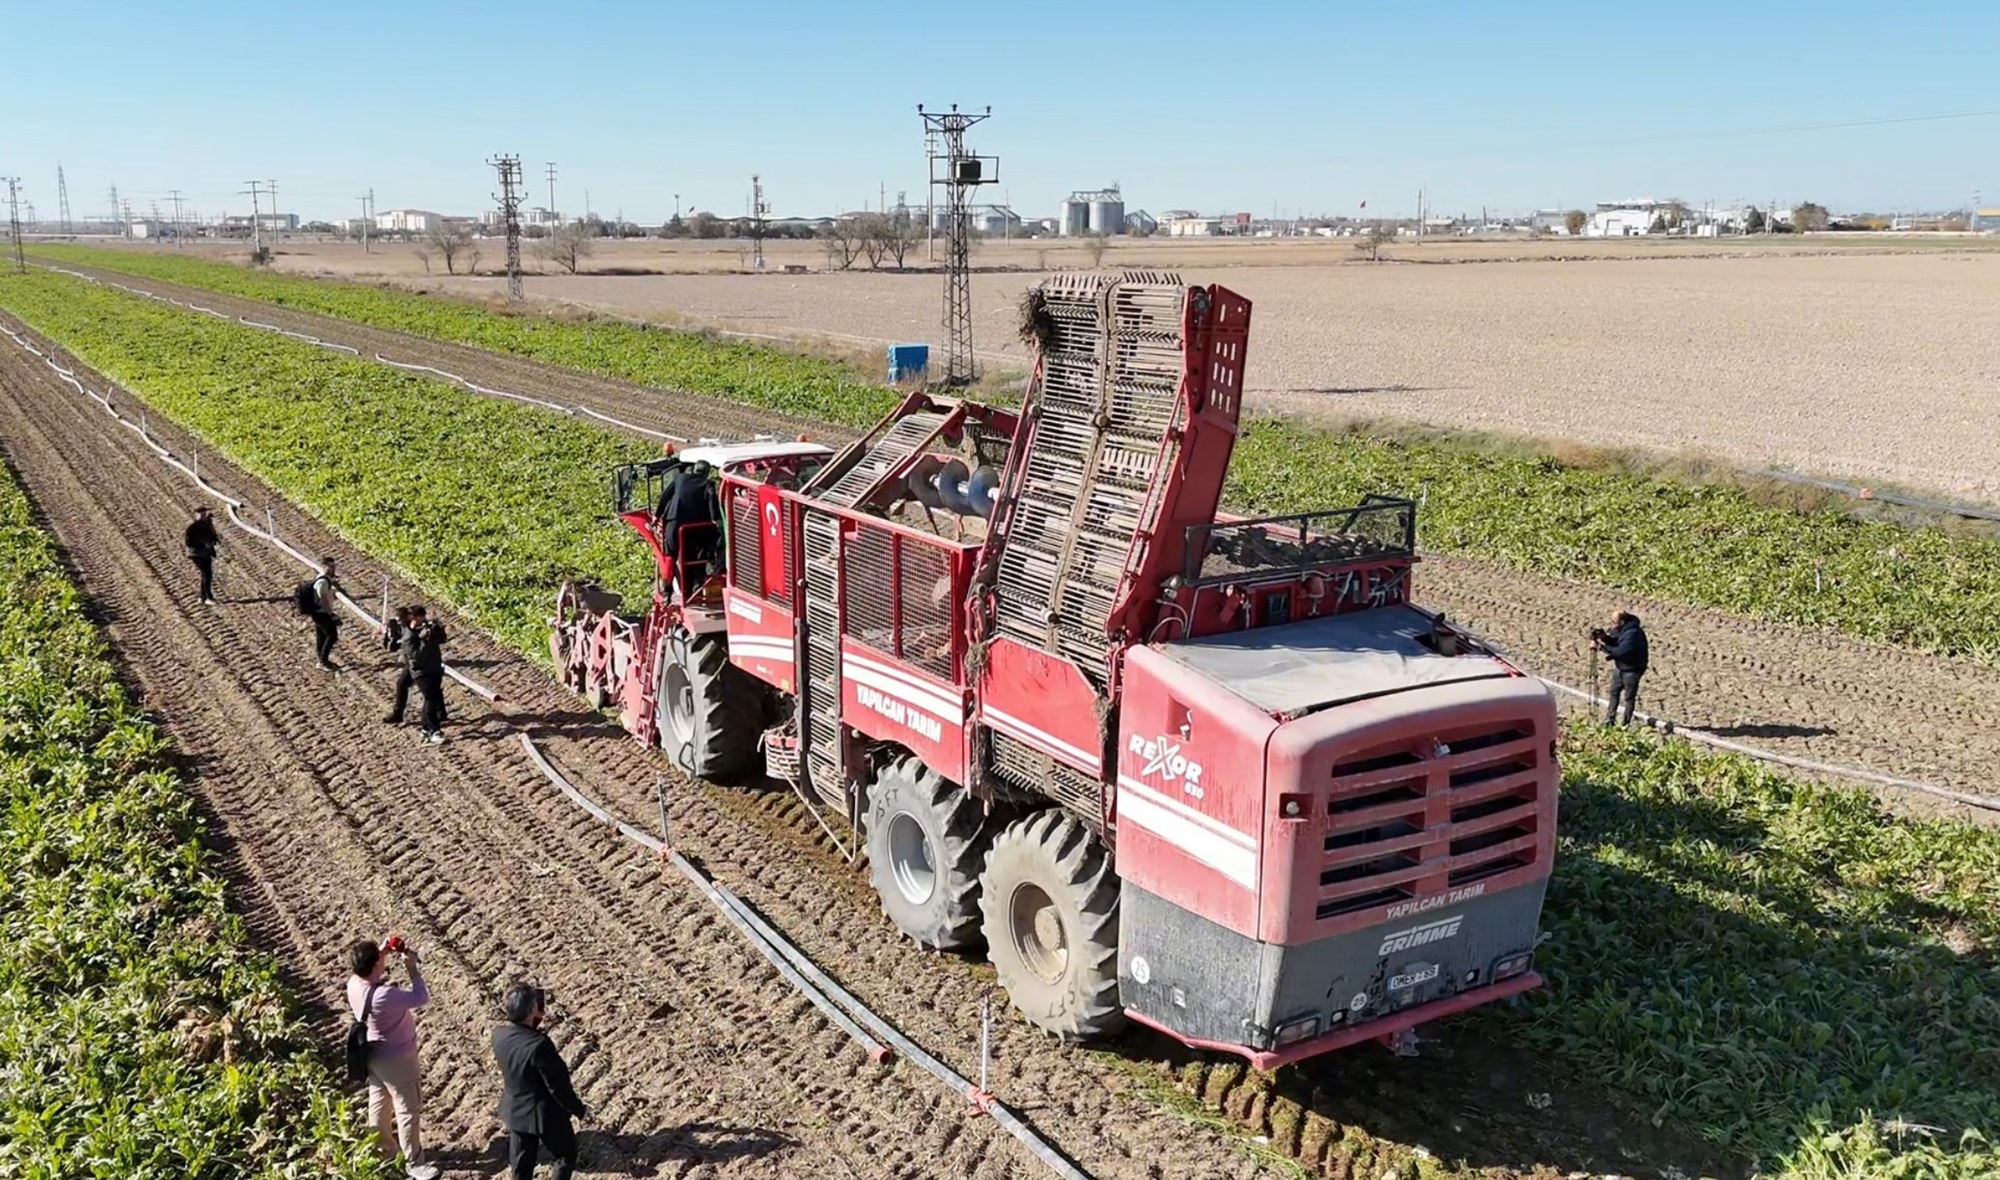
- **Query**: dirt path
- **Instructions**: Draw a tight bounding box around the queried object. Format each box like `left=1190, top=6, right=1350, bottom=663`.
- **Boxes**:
left=53, top=263, right=2000, bottom=818
left=0, top=341, right=1298, bottom=1180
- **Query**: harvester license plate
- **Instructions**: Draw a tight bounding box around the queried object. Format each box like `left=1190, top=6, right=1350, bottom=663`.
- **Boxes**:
left=1388, top=964, right=1440, bottom=992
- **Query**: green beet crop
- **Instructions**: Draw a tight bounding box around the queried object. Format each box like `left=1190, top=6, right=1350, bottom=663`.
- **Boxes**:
left=0, top=269, right=658, bottom=656
left=0, top=450, right=390, bottom=1176
left=31, top=243, right=899, bottom=428
left=38, top=243, right=2000, bottom=663
left=4, top=267, right=1997, bottom=1176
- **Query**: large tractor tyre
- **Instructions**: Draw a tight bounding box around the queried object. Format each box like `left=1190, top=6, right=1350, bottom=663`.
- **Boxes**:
left=656, top=628, right=762, bottom=783
left=979, top=809, right=1127, bottom=1041
left=863, top=757, right=1000, bottom=952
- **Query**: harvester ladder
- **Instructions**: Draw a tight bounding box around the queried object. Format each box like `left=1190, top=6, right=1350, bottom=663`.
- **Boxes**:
left=799, top=510, right=849, bottom=824
left=990, top=272, right=1189, bottom=677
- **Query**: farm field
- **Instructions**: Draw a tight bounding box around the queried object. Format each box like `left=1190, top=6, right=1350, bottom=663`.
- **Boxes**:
left=74, top=234, right=2000, bottom=504
left=3, top=267, right=1999, bottom=1177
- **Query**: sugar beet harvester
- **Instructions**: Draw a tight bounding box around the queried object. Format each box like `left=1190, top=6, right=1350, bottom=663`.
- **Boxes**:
left=550, top=271, right=1556, bottom=1069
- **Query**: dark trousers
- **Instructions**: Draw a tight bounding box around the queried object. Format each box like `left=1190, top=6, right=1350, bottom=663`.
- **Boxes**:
left=1606, top=668, right=1643, bottom=726
left=388, top=670, right=413, bottom=721
left=190, top=554, right=214, bottom=601
left=312, top=612, right=339, bottom=665
left=415, top=670, right=446, bottom=733
left=508, top=1120, right=577, bottom=1180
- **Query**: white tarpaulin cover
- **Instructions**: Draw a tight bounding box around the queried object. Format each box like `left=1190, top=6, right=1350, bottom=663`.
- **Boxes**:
left=1156, top=605, right=1511, bottom=716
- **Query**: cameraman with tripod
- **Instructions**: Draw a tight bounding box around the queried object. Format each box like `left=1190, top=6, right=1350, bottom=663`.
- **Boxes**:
left=1591, top=611, right=1649, bottom=727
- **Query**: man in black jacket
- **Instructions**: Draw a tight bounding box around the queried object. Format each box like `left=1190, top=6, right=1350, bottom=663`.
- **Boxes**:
left=493, top=982, right=590, bottom=1180
left=1593, top=611, right=1649, bottom=726
left=184, top=506, right=219, bottom=605
left=382, top=605, right=449, bottom=744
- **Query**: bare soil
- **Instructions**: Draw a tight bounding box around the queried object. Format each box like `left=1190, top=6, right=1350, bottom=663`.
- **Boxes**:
left=0, top=311, right=1760, bottom=1179
left=112, top=234, right=2000, bottom=503
left=56, top=263, right=2000, bottom=820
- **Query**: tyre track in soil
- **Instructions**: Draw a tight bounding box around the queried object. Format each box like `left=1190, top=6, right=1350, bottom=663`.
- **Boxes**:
left=0, top=335, right=1294, bottom=1179
left=55, top=262, right=2000, bottom=819
left=0, top=353, right=1025, bottom=1179
left=0, top=294, right=1752, bottom=1180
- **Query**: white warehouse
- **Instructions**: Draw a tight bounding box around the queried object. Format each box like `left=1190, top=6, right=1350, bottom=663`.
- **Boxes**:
left=375, top=209, right=442, bottom=235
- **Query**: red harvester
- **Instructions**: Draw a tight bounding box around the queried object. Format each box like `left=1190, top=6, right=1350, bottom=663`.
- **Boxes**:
left=552, top=271, right=1556, bottom=1067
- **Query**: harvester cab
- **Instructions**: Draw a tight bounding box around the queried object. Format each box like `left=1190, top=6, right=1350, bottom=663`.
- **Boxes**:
left=554, top=270, right=1557, bottom=1071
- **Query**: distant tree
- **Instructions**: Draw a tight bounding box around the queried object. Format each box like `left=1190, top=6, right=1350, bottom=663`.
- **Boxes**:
left=535, top=222, right=595, bottom=274
left=660, top=213, right=688, bottom=239
left=1354, top=222, right=1393, bottom=262
left=1792, top=202, right=1830, bottom=233
left=820, top=216, right=863, bottom=270
left=1563, top=209, right=1588, bottom=236
left=1744, top=206, right=1766, bottom=234
left=426, top=224, right=477, bottom=275
left=881, top=212, right=922, bottom=267
left=1084, top=234, right=1110, bottom=266
left=689, top=211, right=724, bottom=239
left=412, top=243, right=434, bottom=274
left=1649, top=213, right=1668, bottom=234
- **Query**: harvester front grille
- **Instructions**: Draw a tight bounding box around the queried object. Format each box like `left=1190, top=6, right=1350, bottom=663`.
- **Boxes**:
left=1314, top=719, right=1545, bottom=920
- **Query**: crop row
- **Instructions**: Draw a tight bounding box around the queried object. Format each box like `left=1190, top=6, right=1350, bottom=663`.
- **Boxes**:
left=0, top=439, right=387, bottom=1176
left=34, top=243, right=2000, bottom=663
left=4, top=267, right=1996, bottom=1177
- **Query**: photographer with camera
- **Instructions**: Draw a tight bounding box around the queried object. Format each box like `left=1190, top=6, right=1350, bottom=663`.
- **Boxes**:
left=346, top=936, right=440, bottom=1180
left=494, top=981, right=591, bottom=1180
left=1591, top=610, right=1649, bottom=727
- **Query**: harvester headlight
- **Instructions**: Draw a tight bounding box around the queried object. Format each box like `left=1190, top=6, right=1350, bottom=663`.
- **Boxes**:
left=1492, top=951, right=1533, bottom=981
left=1274, top=1014, right=1322, bottom=1047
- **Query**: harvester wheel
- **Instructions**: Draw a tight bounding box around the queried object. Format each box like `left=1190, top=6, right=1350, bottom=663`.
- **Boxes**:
left=656, top=628, right=761, bottom=782
left=979, top=809, right=1126, bottom=1041
left=863, top=757, right=998, bottom=951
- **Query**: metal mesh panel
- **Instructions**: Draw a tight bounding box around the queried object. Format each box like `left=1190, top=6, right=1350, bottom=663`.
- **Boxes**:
left=729, top=489, right=762, bottom=598
left=989, top=732, right=1103, bottom=820
left=897, top=540, right=955, bottom=679
left=844, top=527, right=895, bottom=653
left=1187, top=497, right=1416, bottom=587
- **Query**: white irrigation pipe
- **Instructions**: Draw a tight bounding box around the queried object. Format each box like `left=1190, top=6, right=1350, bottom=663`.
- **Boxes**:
left=39, top=263, right=685, bottom=442
left=1453, top=623, right=2000, bottom=814
left=0, top=320, right=501, bottom=704
left=516, top=734, right=1093, bottom=1180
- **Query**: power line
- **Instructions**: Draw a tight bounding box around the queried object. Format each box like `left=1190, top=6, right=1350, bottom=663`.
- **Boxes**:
left=918, top=103, right=995, bottom=386
left=491, top=155, right=525, bottom=303
left=5, top=179, right=24, bottom=272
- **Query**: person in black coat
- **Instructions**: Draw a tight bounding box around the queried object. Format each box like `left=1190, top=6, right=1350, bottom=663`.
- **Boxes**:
left=184, top=506, right=219, bottom=605
left=1592, top=610, right=1650, bottom=726
left=493, top=982, right=590, bottom=1180
left=382, top=605, right=449, bottom=743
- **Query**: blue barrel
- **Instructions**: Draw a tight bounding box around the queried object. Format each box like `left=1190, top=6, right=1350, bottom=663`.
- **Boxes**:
left=887, top=343, right=929, bottom=385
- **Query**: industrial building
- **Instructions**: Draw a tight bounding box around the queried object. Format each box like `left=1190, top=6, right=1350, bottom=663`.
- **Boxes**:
left=375, top=209, right=442, bottom=235
left=1059, top=186, right=1125, bottom=236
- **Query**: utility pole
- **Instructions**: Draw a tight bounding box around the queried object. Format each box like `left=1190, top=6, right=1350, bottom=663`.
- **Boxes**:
left=357, top=188, right=374, bottom=253
left=242, top=180, right=265, bottom=253
left=167, top=190, right=185, bottom=244
left=56, top=165, right=71, bottom=235
left=5, top=179, right=24, bottom=272
left=491, top=154, right=525, bottom=303
left=918, top=103, right=995, bottom=386
left=545, top=162, right=558, bottom=227
left=107, top=184, right=120, bottom=232
left=749, top=174, right=768, bottom=270
left=268, top=178, right=280, bottom=238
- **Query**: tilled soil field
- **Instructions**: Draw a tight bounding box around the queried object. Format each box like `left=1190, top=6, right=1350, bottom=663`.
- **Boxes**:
left=53, top=263, right=2000, bottom=818
left=0, top=341, right=1294, bottom=1180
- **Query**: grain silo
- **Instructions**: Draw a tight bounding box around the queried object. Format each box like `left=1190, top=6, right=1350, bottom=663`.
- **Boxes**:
left=1087, top=187, right=1125, bottom=236
left=1060, top=197, right=1090, bottom=237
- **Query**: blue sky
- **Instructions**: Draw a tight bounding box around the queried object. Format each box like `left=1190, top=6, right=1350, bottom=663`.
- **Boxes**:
left=3, top=0, right=1993, bottom=224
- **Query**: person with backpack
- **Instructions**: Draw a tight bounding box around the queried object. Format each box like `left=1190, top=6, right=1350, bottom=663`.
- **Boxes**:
left=493, top=981, right=591, bottom=1180
left=346, top=937, right=439, bottom=1180
left=296, top=557, right=343, bottom=670
left=183, top=506, right=219, bottom=605
left=383, top=605, right=449, bottom=743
